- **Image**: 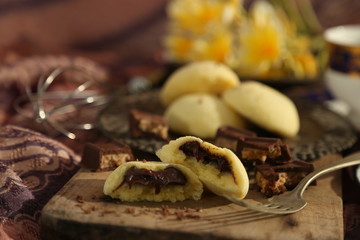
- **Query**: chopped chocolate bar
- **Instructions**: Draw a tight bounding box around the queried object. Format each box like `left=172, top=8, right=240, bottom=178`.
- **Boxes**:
left=81, top=142, right=134, bottom=171
left=129, top=109, right=169, bottom=141
left=237, top=137, right=283, bottom=163
left=255, top=160, right=314, bottom=197
left=270, top=144, right=292, bottom=163
left=214, top=126, right=257, bottom=152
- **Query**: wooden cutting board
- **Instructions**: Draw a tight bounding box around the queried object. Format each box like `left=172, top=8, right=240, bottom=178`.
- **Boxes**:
left=40, top=154, right=344, bottom=240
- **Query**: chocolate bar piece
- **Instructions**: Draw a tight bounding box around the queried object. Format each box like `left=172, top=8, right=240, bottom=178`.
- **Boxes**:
left=129, top=109, right=168, bottom=141
left=214, top=126, right=256, bottom=152
left=255, top=160, right=314, bottom=197
left=270, top=144, right=292, bottom=163
left=237, top=137, right=282, bottom=163
left=81, top=142, right=134, bottom=171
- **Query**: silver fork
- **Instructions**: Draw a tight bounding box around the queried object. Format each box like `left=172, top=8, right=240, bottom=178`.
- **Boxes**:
left=226, top=151, right=360, bottom=214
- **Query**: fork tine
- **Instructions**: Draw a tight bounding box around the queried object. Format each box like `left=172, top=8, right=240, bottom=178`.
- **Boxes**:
left=266, top=204, right=283, bottom=209
left=225, top=195, right=294, bottom=214
left=263, top=203, right=277, bottom=207
left=223, top=151, right=360, bottom=215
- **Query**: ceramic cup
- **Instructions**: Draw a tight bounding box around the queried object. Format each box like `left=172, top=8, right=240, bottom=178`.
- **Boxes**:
left=324, top=24, right=360, bottom=129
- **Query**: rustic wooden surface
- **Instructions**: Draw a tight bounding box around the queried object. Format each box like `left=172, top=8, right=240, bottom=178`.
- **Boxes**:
left=40, top=154, right=344, bottom=240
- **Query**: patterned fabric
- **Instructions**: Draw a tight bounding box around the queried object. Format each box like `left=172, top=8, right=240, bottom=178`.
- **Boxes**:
left=0, top=125, right=80, bottom=240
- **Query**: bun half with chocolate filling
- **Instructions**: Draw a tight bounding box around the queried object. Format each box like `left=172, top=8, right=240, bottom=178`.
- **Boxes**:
left=156, top=136, right=249, bottom=199
left=103, top=161, right=203, bottom=202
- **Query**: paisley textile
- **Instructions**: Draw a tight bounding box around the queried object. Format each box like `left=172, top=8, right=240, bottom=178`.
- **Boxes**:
left=0, top=125, right=80, bottom=240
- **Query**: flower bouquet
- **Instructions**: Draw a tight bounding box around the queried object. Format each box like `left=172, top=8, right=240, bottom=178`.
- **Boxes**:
left=163, top=0, right=326, bottom=81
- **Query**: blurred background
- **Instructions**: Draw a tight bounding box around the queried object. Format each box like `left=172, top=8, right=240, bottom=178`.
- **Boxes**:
left=0, top=0, right=359, bottom=64
left=1, top=0, right=360, bottom=129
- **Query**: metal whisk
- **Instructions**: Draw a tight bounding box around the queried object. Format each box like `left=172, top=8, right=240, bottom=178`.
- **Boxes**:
left=14, top=66, right=109, bottom=139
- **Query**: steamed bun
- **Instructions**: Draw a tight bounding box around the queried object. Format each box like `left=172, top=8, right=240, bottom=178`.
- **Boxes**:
left=161, top=61, right=240, bottom=106
left=165, top=93, right=246, bottom=139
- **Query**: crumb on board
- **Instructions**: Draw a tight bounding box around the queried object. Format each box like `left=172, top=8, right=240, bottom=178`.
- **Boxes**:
left=76, top=195, right=84, bottom=203
left=98, top=210, right=117, bottom=217
left=75, top=204, right=91, bottom=214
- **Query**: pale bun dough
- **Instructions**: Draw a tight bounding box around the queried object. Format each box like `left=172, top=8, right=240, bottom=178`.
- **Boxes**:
left=161, top=61, right=240, bottom=106
left=104, top=161, right=203, bottom=202
left=222, top=81, right=300, bottom=137
left=156, top=136, right=249, bottom=199
left=164, top=93, right=246, bottom=139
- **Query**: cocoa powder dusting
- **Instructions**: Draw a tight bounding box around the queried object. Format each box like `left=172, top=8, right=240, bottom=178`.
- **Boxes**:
left=122, top=205, right=202, bottom=220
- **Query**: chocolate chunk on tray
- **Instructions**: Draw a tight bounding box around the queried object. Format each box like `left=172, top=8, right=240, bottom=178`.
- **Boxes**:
left=270, top=144, right=292, bottom=163
left=255, top=160, right=314, bottom=197
left=81, top=142, right=134, bottom=171
left=237, top=137, right=283, bottom=163
left=214, top=126, right=257, bottom=152
left=129, top=109, right=169, bottom=141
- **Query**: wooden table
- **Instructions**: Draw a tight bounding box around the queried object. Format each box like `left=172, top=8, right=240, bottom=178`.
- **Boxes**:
left=40, top=154, right=344, bottom=240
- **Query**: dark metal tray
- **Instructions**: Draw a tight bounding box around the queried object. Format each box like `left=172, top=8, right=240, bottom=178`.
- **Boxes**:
left=98, top=90, right=357, bottom=161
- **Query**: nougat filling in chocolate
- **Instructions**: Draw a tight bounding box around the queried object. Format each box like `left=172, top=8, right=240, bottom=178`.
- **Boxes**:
left=255, top=160, right=314, bottom=197
left=129, top=109, right=168, bottom=141
left=81, top=142, right=134, bottom=171
left=238, top=137, right=282, bottom=163
left=179, top=141, right=231, bottom=172
left=119, top=167, right=187, bottom=194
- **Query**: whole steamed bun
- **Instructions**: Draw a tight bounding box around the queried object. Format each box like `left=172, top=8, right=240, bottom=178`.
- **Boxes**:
left=164, top=93, right=246, bottom=139
left=161, top=61, right=240, bottom=106
left=222, top=81, right=300, bottom=138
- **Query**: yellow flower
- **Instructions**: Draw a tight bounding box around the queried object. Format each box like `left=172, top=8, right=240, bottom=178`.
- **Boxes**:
left=201, top=29, right=233, bottom=63
left=164, top=27, right=233, bottom=63
left=284, top=39, right=319, bottom=79
left=276, top=32, right=318, bottom=78
left=167, top=0, right=241, bottom=35
left=236, top=1, right=284, bottom=76
left=164, top=35, right=194, bottom=62
left=290, top=52, right=318, bottom=79
left=239, top=24, right=281, bottom=67
left=164, top=0, right=323, bottom=80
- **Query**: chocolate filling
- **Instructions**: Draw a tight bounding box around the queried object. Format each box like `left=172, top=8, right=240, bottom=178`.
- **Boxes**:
left=179, top=141, right=231, bottom=172
left=118, top=167, right=187, bottom=194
